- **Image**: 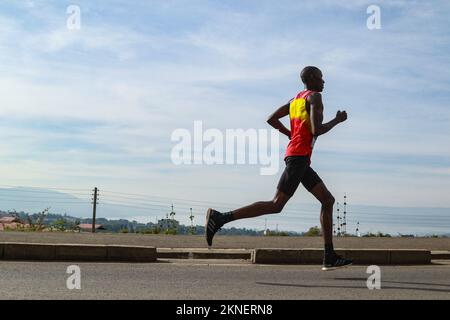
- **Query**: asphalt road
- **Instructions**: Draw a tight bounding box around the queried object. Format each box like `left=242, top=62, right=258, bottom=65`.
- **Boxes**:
left=1, top=260, right=449, bottom=300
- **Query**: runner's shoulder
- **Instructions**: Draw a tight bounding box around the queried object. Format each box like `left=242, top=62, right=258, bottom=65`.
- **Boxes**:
left=307, top=91, right=322, bottom=104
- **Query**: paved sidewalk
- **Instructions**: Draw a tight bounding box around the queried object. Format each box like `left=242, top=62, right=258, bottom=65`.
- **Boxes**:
left=1, top=232, right=449, bottom=250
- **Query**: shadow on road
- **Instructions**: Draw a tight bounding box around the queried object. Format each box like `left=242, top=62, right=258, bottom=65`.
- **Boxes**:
left=335, top=277, right=450, bottom=288
left=256, top=281, right=450, bottom=293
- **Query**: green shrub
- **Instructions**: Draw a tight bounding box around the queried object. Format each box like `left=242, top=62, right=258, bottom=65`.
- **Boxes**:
left=165, top=228, right=178, bottom=235
left=304, top=226, right=321, bottom=237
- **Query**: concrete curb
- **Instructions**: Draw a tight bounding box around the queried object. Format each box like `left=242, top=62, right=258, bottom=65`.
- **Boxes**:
left=108, top=245, right=156, bottom=262
left=157, top=248, right=251, bottom=260
left=0, top=243, right=156, bottom=262
left=431, top=251, right=450, bottom=260
left=4, top=243, right=56, bottom=261
left=0, top=243, right=435, bottom=264
left=55, top=244, right=107, bottom=261
left=252, top=248, right=432, bottom=265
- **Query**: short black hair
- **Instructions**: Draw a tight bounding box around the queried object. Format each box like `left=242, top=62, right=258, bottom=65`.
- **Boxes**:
left=300, top=66, right=321, bottom=84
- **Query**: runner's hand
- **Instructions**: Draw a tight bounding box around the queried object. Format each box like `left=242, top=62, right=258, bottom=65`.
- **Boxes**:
left=336, top=110, right=347, bottom=123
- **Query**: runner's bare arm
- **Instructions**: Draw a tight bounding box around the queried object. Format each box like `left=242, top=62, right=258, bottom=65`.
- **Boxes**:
left=309, top=92, right=347, bottom=137
left=267, top=103, right=291, bottom=139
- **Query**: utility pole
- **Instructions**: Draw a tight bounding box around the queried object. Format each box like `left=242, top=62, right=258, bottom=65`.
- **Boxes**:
left=170, top=204, right=176, bottom=220
left=336, top=202, right=341, bottom=237
left=189, top=208, right=194, bottom=234
left=91, top=187, right=98, bottom=233
left=167, top=204, right=176, bottom=233
left=343, top=194, right=347, bottom=236
left=189, top=208, right=194, bottom=227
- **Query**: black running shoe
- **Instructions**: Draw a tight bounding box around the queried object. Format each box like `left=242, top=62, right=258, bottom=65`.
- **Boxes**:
left=205, top=209, right=224, bottom=247
left=322, top=253, right=353, bottom=271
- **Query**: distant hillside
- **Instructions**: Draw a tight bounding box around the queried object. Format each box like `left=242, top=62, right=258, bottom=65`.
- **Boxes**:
left=0, top=210, right=301, bottom=236
left=0, top=187, right=91, bottom=217
left=0, top=186, right=175, bottom=222
left=0, top=187, right=303, bottom=236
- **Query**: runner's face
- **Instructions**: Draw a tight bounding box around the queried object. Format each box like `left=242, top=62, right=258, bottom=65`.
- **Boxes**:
left=311, top=70, right=325, bottom=92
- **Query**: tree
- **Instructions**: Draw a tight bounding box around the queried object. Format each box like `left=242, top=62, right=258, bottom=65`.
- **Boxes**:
left=35, top=208, right=50, bottom=231
left=52, top=218, right=67, bottom=232
left=304, top=226, right=322, bottom=237
left=8, top=207, right=49, bottom=231
left=74, top=219, right=81, bottom=232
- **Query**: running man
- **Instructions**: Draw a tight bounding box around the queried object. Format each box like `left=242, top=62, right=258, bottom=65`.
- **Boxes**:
left=205, top=66, right=353, bottom=271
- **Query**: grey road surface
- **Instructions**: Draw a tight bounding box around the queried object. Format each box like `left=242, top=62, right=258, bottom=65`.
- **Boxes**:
left=1, top=260, right=449, bottom=300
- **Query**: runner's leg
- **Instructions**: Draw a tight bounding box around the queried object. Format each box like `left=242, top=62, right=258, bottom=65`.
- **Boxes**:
left=230, top=190, right=291, bottom=221
left=309, top=181, right=335, bottom=246
left=229, top=156, right=310, bottom=221
left=205, top=156, right=308, bottom=246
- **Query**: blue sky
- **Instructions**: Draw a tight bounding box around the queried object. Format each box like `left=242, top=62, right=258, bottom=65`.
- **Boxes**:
left=0, top=1, right=449, bottom=232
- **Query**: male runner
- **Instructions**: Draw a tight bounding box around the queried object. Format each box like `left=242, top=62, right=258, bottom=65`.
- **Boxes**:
left=205, top=66, right=352, bottom=271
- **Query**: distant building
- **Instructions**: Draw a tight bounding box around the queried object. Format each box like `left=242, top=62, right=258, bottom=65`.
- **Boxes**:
left=0, top=216, right=21, bottom=224
left=0, top=216, right=29, bottom=231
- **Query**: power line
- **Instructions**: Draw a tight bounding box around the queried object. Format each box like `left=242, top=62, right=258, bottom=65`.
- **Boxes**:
left=0, top=194, right=90, bottom=200
left=96, top=198, right=450, bottom=223
left=350, top=215, right=450, bottom=222
left=101, top=190, right=248, bottom=208
left=99, top=198, right=329, bottom=219
left=99, top=193, right=327, bottom=215
left=99, top=200, right=170, bottom=211
left=99, top=201, right=172, bottom=212
left=98, top=198, right=323, bottom=221
left=0, top=184, right=89, bottom=192
left=0, top=188, right=89, bottom=196
left=0, top=198, right=88, bottom=204
left=102, top=189, right=331, bottom=215
left=98, top=195, right=237, bottom=213
left=99, top=196, right=184, bottom=207
left=98, top=197, right=231, bottom=212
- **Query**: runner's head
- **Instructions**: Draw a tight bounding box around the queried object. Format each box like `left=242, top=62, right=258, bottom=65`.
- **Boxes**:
left=300, top=66, right=324, bottom=92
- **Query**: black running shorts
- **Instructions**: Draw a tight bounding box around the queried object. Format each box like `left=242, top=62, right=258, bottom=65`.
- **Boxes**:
left=277, top=156, right=323, bottom=197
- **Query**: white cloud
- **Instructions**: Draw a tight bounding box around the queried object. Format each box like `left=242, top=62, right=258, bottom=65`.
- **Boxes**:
left=0, top=0, right=448, bottom=215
